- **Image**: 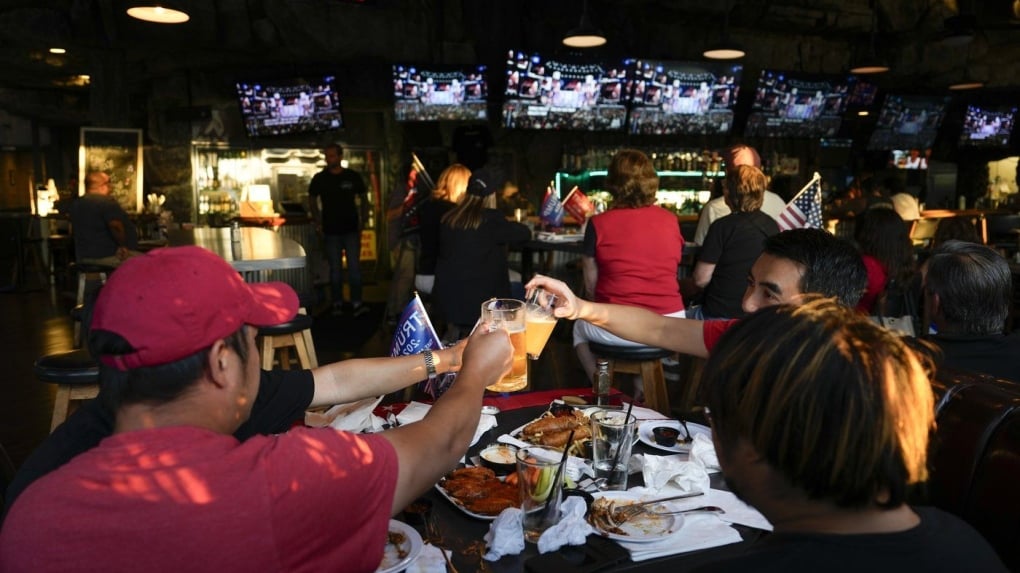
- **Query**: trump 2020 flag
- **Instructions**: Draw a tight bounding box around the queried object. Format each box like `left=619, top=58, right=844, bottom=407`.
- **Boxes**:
left=778, top=174, right=824, bottom=231
left=389, top=292, right=453, bottom=398
left=562, top=186, right=595, bottom=223
left=539, top=186, right=565, bottom=227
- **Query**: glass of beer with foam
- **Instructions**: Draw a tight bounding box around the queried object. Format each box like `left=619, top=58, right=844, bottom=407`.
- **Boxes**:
left=481, top=298, right=528, bottom=392
left=525, top=287, right=558, bottom=360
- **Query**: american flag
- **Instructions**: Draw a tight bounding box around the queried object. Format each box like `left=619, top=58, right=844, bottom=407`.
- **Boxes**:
left=777, top=176, right=823, bottom=231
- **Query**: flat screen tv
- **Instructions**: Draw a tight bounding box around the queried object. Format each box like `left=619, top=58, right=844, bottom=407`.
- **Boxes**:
left=624, top=59, right=742, bottom=135
left=392, top=64, right=488, bottom=121
left=889, top=149, right=930, bottom=170
left=502, top=50, right=628, bottom=131
left=959, top=104, right=1017, bottom=147
left=235, top=75, right=343, bottom=138
left=867, top=94, right=951, bottom=150
left=745, top=70, right=853, bottom=138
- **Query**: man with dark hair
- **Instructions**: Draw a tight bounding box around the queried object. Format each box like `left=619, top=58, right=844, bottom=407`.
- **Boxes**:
left=691, top=298, right=1005, bottom=571
left=309, top=143, right=370, bottom=317
left=921, top=240, right=1020, bottom=382
left=0, top=246, right=511, bottom=572
left=528, top=227, right=866, bottom=358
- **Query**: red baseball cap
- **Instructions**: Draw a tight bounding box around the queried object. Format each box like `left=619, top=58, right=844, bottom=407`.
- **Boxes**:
left=91, top=246, right=299, bottom=370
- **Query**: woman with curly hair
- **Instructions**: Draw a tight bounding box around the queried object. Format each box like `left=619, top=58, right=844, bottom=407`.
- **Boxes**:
left=854, top=207, right=916, bottom=314
left=573, top=149, right=686, bottom=391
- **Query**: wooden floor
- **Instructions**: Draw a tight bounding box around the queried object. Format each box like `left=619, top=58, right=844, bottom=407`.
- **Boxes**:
left=0, top=278, right=588, bottom=471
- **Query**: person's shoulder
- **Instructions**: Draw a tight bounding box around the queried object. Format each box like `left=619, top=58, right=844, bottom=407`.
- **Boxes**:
left=912, top=506, right=1009, bottom=569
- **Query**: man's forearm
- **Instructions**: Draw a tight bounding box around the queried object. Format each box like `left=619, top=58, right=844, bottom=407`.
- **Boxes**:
left=578, top=300, right=708, bottom=357
left=309, top=347, right=459, bottom=407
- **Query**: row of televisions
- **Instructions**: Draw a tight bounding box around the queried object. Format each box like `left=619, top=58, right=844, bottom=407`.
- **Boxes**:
left=233, top=49, right=1018, bottom=152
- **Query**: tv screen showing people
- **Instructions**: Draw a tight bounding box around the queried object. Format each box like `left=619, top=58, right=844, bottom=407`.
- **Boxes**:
left=867, top=94, right=951, bottom=150
left=625, top=59, right=742, bottom=135
left=393, top=64, right=488, bottom=122
left=959, top=104, right=1016, bottom=147
left=502, top=50, right=628, bottom=131
left=889, top=148, right=931, bottom=170
left=235, top=76, right=343, bottom=138
left=745, top=69, right=852, bottom=138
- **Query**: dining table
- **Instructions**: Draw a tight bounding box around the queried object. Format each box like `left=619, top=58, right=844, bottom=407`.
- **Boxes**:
left=167, top=226, right=306, bottom=282
left=409, top=403, right=768, bottom=573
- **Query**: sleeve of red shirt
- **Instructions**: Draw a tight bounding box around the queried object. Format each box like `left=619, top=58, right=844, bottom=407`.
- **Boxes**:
left=702, top=319, right=740, bottom=353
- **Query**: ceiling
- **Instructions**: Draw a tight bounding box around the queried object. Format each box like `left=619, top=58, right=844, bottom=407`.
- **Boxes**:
left=0, top=0, right=1018, bottom=126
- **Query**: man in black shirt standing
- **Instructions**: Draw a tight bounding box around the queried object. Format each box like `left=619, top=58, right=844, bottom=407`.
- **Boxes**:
left=309, top=143, right=369, bottom=316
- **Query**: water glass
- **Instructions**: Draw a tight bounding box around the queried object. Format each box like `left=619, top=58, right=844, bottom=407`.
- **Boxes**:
left=525, top=287, right=558, bottom=360
left=481, top=298, right=528, bottom=392
left=516, top=446, right=566, bottom=543
left=590, top=409, right=636, bottom=491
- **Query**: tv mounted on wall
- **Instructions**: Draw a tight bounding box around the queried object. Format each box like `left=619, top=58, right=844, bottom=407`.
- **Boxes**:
left=502, top=50, right=628, bottom=131
left=745, top=69, right=853, bottom=138
left=392, top=64, right=488, bottom=121
left=867, top=94, right=951, bottom=150
left=624, top=59, right=742, bottom=135
left=235, top=75, right=343, bottom=138
left=889, top=149, right=930, bottom=170
left=959, top=104, right=1016, bottom=147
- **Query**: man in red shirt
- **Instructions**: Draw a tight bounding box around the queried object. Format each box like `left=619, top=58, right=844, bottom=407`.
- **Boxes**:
left=527, top=227, right=866, bottom=357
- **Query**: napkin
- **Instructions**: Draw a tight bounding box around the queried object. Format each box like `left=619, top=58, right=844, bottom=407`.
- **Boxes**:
left=402, top=544, right=452, bottom=573
left=312, top=396, right=385, bottom=431
left=633, top=454, right=710, bottom=494
left=483, top=507, right=525, bottom=561
left=537, top=496, right=594, bottom=554
left=703, top=488, right=773, bottom=531
left=396, top=401, right=497, bottom=447
left=689, top=432, right=720, bottom=471
left=621, top=513, right=743, bottom=562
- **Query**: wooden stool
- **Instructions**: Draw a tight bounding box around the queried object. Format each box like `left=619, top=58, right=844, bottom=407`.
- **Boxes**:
left=72, top=262, right=114, bottom=306
left=589, top=343, right=673, bottom=415
left=258, top=311, right=318, bottom=370
left=34, top=349, right=100, bottom=432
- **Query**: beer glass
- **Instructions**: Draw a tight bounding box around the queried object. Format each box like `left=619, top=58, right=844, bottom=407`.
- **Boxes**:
left=481, top=298, right=527, bottom=392
left=525, top=287, right=558, bottom=360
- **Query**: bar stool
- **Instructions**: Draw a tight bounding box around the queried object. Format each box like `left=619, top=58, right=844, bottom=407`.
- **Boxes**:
left=71, top=303, right=86, bottom=348
left=72, top=262, right=115, bottom=306
left=589, top=343, right=673, bottom=415
left=34, top=349, right=100, bottom=431
left=257, top=310, right=318, bottom=370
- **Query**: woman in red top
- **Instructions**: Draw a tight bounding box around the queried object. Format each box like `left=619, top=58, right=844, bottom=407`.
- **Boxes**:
left=854, top=207, right=915, bottom=314
left=575, top=150, right=685, bottom=395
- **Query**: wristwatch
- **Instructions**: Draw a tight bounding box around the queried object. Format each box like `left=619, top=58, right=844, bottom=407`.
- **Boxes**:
left=422, top=349, right=438, bottom=380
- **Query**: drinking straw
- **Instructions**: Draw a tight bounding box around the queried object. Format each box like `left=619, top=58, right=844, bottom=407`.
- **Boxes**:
left=539, top=429, right=575, bottom=522
left=608, top=401, right=635, bottom=475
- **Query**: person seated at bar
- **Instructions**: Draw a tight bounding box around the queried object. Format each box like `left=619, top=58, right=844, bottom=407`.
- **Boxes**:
left=692, top=144, right=784, bottom=245
left=573, top=149, right=685, bottom=393
left=685, top=165, right=779, bottom=319
left=931, top=217, right=980, bottom=247
left=918, top=240, right=1020, bottom=382
left=853, top=207, right=915, bottom=315
left=527, top=228, right=866, bottom=359
left=690, top=298, right=1005, bottom=572
left=70, top=171, right=142, bottom=267
left=0, top=246, right=512, bottom=572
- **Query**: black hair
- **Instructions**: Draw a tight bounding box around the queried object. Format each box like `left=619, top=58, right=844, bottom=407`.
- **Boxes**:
left=763, top=228, right=867, bottom=307
left=925, top=240, right=1011, bottom=335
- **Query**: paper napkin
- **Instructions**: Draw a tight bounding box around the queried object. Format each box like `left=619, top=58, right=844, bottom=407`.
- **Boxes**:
left=690, top=432, right=720, bottom=471
left=396, top=401, right=497, bottom=447
left=621, top=513, right=743, bottom=562
left=405, top=544, right=453, bottom=573
left=633, top=454, right=711, bottom=494
left=537, top=496, right=594, bottom=554
left=483, top=507, right=525, bottom=561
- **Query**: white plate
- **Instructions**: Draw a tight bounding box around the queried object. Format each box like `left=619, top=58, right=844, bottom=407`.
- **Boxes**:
left=637, top=420, right=711, bottom=454
left=589, top=491, right=681, bottom=542
left=434, top=482, right=501, bottom=521
left=376, top=519, right=423, bottom=573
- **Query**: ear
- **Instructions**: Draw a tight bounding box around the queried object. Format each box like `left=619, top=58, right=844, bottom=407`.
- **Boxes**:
left=929, top=292, right=942, bottom=318
left=206, top=339, right=231, bottom=390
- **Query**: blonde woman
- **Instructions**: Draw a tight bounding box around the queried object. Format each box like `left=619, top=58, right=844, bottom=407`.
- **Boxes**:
left=415, top=164, right=471, bottom=295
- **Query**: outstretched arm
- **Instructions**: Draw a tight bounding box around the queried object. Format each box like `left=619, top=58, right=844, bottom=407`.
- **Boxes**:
left=526, top=274, right=709, bottom=358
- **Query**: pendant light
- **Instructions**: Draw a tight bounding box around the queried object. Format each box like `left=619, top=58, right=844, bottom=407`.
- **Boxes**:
left=127, top=3, right=190, bottom=24
left=850, top=1, right=889, bottom=74
left=703, top=1, right=745, bottom=60
left=563, top=0, right=607, bottom=48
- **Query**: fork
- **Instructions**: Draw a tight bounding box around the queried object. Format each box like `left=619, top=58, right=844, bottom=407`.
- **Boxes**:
left=426, top=513, right=459, bottom=573
left=608, top=491, right=704, bottom=522
left=676, top=417, right=694, bottom=444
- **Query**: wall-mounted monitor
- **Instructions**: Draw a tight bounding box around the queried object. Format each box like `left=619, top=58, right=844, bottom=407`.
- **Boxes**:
left=624, top=59, right=742, bottom=135
left=502, top=50, right=628, bottom=131
left=889, top=149, right=930, bottom=170
left=745, top=70, right=852, bottom=138
left=392, top=64, right=488, bottom=122
left=867, top=94, right=951, bottom=150
left=235, top=75, right=343, bottom=138
left=959, top=104, right=1017, bottom=147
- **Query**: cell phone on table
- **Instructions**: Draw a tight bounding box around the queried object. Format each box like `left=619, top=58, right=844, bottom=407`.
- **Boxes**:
left=524, top=536, right=630, bottom=573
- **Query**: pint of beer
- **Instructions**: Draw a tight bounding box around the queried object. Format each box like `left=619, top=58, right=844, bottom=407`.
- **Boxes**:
left=481, top=298, right=528, bottom=392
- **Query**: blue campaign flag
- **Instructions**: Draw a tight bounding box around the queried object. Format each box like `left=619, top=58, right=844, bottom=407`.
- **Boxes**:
left=389, top=293, right=453, bottom=398
left=539, top=186, right=565, bottom=227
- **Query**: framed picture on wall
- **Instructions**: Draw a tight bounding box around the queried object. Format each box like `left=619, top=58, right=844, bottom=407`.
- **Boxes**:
left=79, top=127, right=143, bottom=213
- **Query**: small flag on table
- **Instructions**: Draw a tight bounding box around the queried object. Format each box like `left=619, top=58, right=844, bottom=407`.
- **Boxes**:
left=777, top=173, right=824, bottom=231
left=389, top=292, right=453, bottom=398
left=562, top=186, right=595, bottom=223
left=539, top=185, right=565, bottom=227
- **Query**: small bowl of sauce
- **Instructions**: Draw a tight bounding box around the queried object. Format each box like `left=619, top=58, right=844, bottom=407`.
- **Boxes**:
left=479, top=444, right=518, bottom=475
left=652, top=426, right=680, bottom=447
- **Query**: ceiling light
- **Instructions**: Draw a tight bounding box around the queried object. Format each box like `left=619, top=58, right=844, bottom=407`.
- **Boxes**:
left=858, top=110, right=870, bottom=116
left=49, top=48, right=66, bottom=54
left=703, top=41, right=746, bottom=60
left=850, top=3, right=889, bottom=74
left=849, top=61, right=890, bottom=74
left=127, top=5, right=190, bottom=24
left=563, top=0, right=606, bottom=48
left=949, top=79, right=984, bottom=90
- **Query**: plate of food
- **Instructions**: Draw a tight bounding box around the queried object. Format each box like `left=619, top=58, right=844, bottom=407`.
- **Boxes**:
left=376, top=519, right=423, bottom=573
left=588, top=491, right=680, bottom=543
left=637, top=420, right=711, bottom=454
left=510, top=402, right=592, bottom=456
left=435, top=466, right=520, bottom=520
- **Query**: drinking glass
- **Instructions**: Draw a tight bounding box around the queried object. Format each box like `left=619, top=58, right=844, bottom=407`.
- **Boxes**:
left=516, top=446, right=566, bottom=543
left=525, top=287, right=558, bottom=360
left=481, top=298, right=528, bottom=392
left=590, top=409, right=637, bottom=491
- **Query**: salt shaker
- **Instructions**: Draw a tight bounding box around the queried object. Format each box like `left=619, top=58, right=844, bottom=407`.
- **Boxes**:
left=593, top=359, right=611, bottom=406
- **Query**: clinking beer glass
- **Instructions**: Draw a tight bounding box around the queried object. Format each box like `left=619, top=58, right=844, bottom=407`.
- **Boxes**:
left=481, top=298, right=528, bottom=392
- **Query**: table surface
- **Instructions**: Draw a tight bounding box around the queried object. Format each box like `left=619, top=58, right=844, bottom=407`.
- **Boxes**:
left=415, top=404, right=765, bottom=572
left=167, top=226, right=306, bottom=273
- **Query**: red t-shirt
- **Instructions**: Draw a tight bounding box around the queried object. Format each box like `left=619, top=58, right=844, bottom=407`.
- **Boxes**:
left=0, top=426, right=398, bottom=573
left=703, top=319, right=739, bottom=353
left=585, top=205, right=685, bottom=315
left=857, top=254, right=888, bottom=314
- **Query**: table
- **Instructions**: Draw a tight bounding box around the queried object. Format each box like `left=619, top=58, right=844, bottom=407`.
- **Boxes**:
left=168, top=226, right=306, bottom=282
left=417, top=405, right=766, bottom=572
left=515, top=240, right=702, bottom=282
